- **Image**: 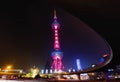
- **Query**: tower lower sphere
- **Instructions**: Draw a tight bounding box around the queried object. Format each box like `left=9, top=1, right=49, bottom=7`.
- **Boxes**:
left=51, top=51, right=63, bottom=72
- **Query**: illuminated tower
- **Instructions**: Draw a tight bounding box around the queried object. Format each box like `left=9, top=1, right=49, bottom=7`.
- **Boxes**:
left=51, top=10, right=64, bottom=72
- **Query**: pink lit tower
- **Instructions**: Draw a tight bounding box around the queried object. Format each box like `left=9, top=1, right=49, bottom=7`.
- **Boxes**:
left=51, top=9, right=64, bottom=72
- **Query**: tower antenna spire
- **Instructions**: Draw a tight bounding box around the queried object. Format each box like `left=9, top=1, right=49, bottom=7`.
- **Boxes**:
left=54, top=9, right=57, bottom=19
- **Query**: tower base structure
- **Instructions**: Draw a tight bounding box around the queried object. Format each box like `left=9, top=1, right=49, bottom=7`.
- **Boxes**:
left=51, top=50, right=64, bottom=73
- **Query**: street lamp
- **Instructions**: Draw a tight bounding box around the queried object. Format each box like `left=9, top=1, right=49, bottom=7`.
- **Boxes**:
left=7, top=65, right=12, bottom=70
left=4, top=65, right=12, bottom=72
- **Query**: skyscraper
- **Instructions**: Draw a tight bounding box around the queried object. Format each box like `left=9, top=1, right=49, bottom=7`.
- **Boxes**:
left=76, top=59, right=82, bottom=71
left=51, top=10, right=64, bottom=72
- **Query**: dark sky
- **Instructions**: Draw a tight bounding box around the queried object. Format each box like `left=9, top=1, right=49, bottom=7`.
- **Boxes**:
left=0, top=0, right=119, bottom=70
left=54, top=0, right=120, bottom=69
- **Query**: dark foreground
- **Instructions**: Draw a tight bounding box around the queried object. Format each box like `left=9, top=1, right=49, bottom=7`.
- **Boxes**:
left=48, top=80, right=120, bottom=82
left=0, top=79, right=120, bottom=82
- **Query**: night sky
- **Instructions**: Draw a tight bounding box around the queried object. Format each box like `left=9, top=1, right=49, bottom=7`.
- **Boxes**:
left=0, top=0, right=119, bottom=70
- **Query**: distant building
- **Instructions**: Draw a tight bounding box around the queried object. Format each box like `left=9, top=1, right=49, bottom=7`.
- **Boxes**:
left=76, top=59, right=82, bottom=71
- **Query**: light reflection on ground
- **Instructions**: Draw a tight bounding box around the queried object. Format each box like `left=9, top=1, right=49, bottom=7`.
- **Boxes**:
left=0, top=80, right=23, bottom=82
left=0, top=80, right=47, bottom=82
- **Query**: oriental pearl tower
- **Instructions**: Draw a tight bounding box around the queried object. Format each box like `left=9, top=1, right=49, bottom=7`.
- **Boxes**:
left=51, top=10, right=64, bottom=73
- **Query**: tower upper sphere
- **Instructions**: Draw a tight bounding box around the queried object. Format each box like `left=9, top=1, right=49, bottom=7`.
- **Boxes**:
left=52, top=9, right=60, bottom=29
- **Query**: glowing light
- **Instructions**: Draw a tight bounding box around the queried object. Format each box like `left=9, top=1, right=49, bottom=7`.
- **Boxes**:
left=55, top=33, right=58, bottom=36
left=54, top=25, right=58, bottom=29
left=108, top=69, right=114, bottom=71
left=91, top=64, right=95, bottom=67
left=45, top=69, right=48, bottom=74
left=55, top=37, right=58, bottom=39
left=54, top=69, right=57, bottom=73
left=7, top=65, right=12, bottom=69
left=68, top=69, right=71, bottom=72
left=41, top=69, right=44, bottom=74
left=91, top=73, right=95, bottom=75
left=5, top=70, right=8, bottom=72
left=103, top=54, right=108, bottom=57
left=30, top=67, right=39, bottom=78
left=73, top=69, right=75, bottom=72
left=50, top=69, right=53, bottom=73
left=55, top=41, right=58, bottom=43
left=80, top=73, right=90, bottom=80
left=56, top=55, right=60, bottom=59
left=55, top=44, right=59, bottom=47
left=57, top=70, right=62, bottom=73
left=70, top=74, right=79, bottom=80
left=55, top=30, right=58, bottom=33
left=4, top=65, right=12, bottom=72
